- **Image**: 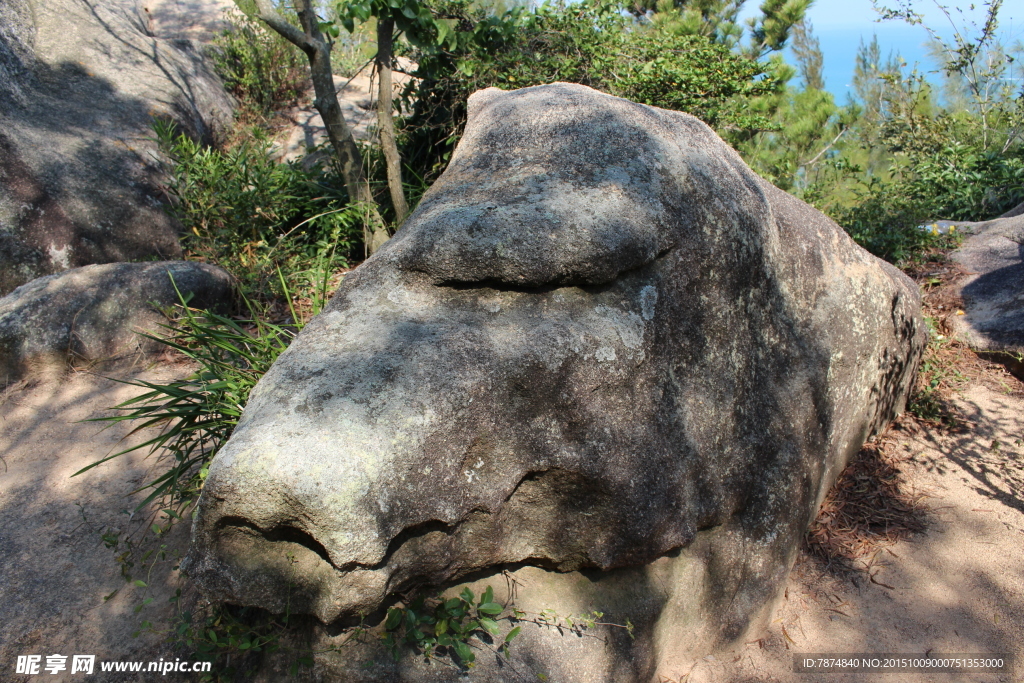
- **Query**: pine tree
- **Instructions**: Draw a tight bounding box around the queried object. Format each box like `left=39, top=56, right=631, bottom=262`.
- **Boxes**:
left=633, top=0, right=809, bottom=57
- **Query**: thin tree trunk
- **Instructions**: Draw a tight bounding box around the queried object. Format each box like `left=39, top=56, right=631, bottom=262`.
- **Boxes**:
left=253, top=0, right=390, bottom=256
left=375, top=17, right=409, bottom=226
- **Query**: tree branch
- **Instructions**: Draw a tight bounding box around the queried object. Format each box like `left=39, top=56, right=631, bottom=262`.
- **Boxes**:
left=376, top=17, right=410, bottom=226
left=252, top=0, right=314, bottom=54
left=253, top=0, right=390, bottom=255
left=803, top=126, right=848, bottom=167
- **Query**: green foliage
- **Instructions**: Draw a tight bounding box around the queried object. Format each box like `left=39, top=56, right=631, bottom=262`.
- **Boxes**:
left=737, top=78, right=850, bottom=192
left=607, top=32, right=783, bottom=132
left=804, top=51, right=1022, bottom=263
left=379, top=584, right=635, bottom=671
left=398, top=0, right=786, bottom=185
left=900, top=141, right=1024, bottom=221
left=335, top=0, right=442, bottom=46
left=821, top=166, right=953, bottom=263
left=789, top=19, right=823, bottom=90
left=330, top=22, right=377, bottom=77
left=212, top=8, right=306, bottom=121
left=745, top=0, right=811, bottom=56
left=77, top=293, right=299, bottom=514
left=154, top=120, right=364, bottom=296
left=626, top=0, right=809, bottom=58
left=733, top=20, right=856, bottom=194
left=381, top=585, right=519, bottom=667
left=907, top=316, right=967, bottom=426
left=169, top=601, right=305, bottom=682
left=761, top=1, right=1024, bottom=264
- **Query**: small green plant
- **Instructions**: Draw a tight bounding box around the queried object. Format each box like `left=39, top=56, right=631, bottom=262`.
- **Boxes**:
left=908, top=316, right=968, bottom=425
left=379, top=582, right=635, bottom=673
left=168, top=601, right=304, bottom=682
left=381, top=586, right=519, bottom=667
left=76, top=296, right=296, bottom=515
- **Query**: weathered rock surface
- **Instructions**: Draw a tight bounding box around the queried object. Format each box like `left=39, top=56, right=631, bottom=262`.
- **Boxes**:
left=0, top=0, right=234, bottom=295
left=0, top=261, right=233, bottom=384
left=943, top=210, right=1024, bottom=353
left=184, top=84, right=924, bottom=676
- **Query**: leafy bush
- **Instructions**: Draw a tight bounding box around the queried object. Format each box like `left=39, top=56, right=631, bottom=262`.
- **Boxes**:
left=212, top=8, right=306, bottom=121
left=171, top=601, right=301, bottom=682
left=155, top=120, right=364, bottom=297
left=900, top=142, right=1024, bottom=221
left=611, top=32, right=781, bottom=134
left=817, top=167, right=948, bottom=264
left=382, top=586, right=519, bottom=666
left=398, top=0, right=785, bottom=186
left=806, top=131, right=1021, bottom=264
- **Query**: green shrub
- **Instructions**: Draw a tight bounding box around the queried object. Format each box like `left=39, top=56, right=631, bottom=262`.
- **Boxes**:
left=901, top=142, right=1024, bottom=221
left=821, top=168, right=948, bottom=264
left=808, top=136, right=1020, bottom=264
left=611, top=32, right=781, bottom=134
left=399, top=0, right=785, bottom=186
left=212, top=8, right=306, bottom=121
left=155, top=120, right=364, bottom=297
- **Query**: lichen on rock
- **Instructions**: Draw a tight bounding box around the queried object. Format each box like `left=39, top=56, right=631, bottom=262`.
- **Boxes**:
left=183, top=83, right=924, bottom=676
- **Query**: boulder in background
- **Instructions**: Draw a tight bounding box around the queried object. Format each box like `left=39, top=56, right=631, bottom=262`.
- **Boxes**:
left=928, top=204, right=1024, bottom=356
left=0, top=0, right=235, bottom=295
left=0, top=261, right=234, bottom=385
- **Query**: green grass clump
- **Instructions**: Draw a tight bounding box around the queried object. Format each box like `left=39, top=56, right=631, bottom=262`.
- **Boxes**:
left=77, top=292, right=298, bottom=514
left=155, top=119, right=365, bottom=302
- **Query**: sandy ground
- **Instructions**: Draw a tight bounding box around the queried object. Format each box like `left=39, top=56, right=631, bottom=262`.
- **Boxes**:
left=668, top=381, right=1024, bottom=683
left=1, top=354, right=1021, bottom=683
left=1, top=365, right=195, bottom=683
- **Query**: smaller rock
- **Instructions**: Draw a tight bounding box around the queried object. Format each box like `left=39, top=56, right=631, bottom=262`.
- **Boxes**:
left=0, top=261, right=234, bottom=385
left=948, top=213, right=1024, bottom=353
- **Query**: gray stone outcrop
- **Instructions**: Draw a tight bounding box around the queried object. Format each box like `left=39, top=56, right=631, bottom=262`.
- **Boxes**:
left=0, top=261, right=233, bottom=384
left=931, top=206, right=1024, bottom=353
left=0, top=0, right=234, bottom=295
left=183, top=84, right=924, bottom=678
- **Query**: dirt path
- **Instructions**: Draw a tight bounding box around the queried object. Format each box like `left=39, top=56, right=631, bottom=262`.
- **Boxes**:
left=1, top=353, right=1021, bottom=683
left=270, top=60, right=417, bottom=162
left=1, top=366, right=194, bottom=682
left=668, top=380, right=1024, bottom=683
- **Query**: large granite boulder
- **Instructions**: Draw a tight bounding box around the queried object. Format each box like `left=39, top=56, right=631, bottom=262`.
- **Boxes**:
left=0, top=261, right=233, bottom=385
left=0, top=0, right=234, bottom=295
left=183, top=84, right=923, bottom=675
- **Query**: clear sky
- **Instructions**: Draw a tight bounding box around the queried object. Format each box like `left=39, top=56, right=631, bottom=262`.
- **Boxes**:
left=739, top=0, right=1024, bottom=102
